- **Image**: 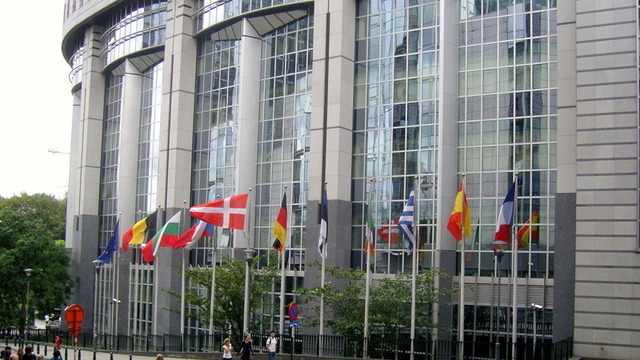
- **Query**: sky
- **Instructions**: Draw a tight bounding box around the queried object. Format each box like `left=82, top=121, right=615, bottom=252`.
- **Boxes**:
left=0, top=1, right=73, bottom=199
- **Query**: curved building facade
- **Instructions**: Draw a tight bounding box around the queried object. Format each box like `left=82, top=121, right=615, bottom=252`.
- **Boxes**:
left=61, top=1, right=640, bottom=359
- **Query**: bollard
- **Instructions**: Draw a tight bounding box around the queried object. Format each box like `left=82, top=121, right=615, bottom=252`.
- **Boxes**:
left=44, top=344, right=48, bottom=356
left=78, top=349, right=82, bottom=360
left=93, top=349, right=96, bottom=360
left=110, top=352, right=114, bottom=360
left=129, top=354, right=132, bottom=360
left=65, top=347, right=68, bottom=360
left=37, top=343, right=40, bottom=354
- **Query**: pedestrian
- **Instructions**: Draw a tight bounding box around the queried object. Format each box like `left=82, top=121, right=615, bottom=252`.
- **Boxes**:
left=16, top=348, right=24, bottom=360
left=264, top=331, right=277, bottom=360
left=49, top=350, right=62, bottom=360
left=21, top=347, right=35, bottom=360
left=154, top=354, right=163, bottom=360
left=237, top=333, right=253, bottom=360
left=2, top=346, right=11, bottom=360
left=222, top=338, right=233, bottom=359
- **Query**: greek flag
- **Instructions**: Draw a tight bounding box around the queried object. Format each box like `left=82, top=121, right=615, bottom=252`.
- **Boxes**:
left=398, top=191, right=415, bottom=254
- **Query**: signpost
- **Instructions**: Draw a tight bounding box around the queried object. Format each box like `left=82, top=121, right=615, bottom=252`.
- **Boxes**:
left=65, top=305, right=85, bottom=360
left=288, top=303, right=299, bottom=360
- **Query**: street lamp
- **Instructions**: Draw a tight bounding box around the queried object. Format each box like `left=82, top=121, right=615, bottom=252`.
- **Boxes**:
left=242, top=248, right=257, bottom=334
left=92, top=259, right=103, bottom=349
left=531, top=303, right=543, bottom=357
left=24, top=268, right=34, bottom=345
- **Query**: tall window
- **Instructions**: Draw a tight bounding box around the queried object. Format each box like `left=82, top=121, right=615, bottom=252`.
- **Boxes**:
left=353, top=0, right=440, bottom=273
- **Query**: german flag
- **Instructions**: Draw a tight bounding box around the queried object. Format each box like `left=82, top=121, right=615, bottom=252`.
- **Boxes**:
left=122, top=211, right=158, bottom=251
left=272, top=194, right=287, bottom=254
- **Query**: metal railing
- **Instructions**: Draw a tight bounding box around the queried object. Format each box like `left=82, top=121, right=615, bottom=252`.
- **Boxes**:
left=1, top=327, right=572, bottom=360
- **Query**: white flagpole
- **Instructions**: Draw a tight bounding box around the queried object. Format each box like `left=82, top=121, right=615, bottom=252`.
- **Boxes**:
left=363, top=179, right=374, bottom=358
left=410, top=179, right=419, bottom=360
left=209, top=224, right=219, bottom=336
left=151, top=206, right=163, bottom=336
left=279, top=186, right=288, bottom=339
left=511, top=173, right=519, bottom=360
left=458, top=174, right=467, bottom=360
left=113, top=213, right=121, bottom=337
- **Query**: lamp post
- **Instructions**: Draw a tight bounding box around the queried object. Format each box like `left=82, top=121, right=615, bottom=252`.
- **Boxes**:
left=92, top=259, right=103, bottom=350
left=531, top=303, right=543, bottom=358
left=242, top=249, right=257, bottom=335
left=24, top=268, right=34, bottom=345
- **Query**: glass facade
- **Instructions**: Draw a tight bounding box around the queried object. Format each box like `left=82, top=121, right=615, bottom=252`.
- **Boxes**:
left=101, top=0, right=167, bottom=68
left=353, top=0, right=440, bottom=273
left=194, top=0, right=309, bottom=32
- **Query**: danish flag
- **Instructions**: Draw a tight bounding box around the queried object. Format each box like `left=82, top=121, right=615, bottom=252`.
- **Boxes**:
left=190, top=193, right=249, bottom=230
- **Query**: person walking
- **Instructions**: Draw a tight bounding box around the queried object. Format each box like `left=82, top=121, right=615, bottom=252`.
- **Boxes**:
left=237, top=334, right=253, bottom=360
left=264, top=331, right=278, bottom=360
left=21, top=347, right=35, bottom=360
left=222, top=338, right=233, bottom=359
left=49, top=350, right=62, bottom=360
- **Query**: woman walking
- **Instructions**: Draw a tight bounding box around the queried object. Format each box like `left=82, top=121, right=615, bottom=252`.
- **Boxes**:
left=237, top=334, right=253, bottom=360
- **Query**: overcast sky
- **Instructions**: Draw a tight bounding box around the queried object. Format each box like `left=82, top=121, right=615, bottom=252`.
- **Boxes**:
left=0, top=1, right=73, bottom=199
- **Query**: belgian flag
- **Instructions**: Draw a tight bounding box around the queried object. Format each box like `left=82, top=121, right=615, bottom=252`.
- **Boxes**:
left=122, top=211, right=158, bottom=251
left=272, top=194, right=287, bottom=254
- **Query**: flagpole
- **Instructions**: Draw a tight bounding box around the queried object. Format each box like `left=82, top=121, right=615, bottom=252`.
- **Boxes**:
left=363, top=178, right=374, bottom=359
left=318, top=182, right=327, bottom=356
left=511, top=173, right=519, bottom=360
left=113, top=213, right=121, bottom=337
left=458, top=174, right=466, bottom=360
left=152, top=206, right=163, bottom=336
left=410, top=178, right=419, bottom=360
left=180, top=201, right=187, bottom=348
left=209, top=195, right=220, bottom=336
left=278, top=186, right=288, bottom=339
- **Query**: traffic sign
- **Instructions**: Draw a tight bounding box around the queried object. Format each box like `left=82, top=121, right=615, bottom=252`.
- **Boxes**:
left=288, top=302, right=298, bottom=321
left=68, top=326, right=81, bottom=335
left=288, top=321, right=298, bottom=328
left=65, top=304, right=85, bottom=327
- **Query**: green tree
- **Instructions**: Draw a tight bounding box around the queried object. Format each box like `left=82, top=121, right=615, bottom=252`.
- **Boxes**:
left=167, top=251, right=280, bottom=343
left=0, top=193, right=74, bottom=331
left=296, top=265, right=456, bottom=357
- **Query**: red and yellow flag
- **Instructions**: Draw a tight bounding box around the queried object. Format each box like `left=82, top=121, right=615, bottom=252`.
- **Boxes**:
left=517, top=209, right=539, bottom=248
left=272, top=194, right=287, bottom=254
left=446, top=184, right=472, bottom=242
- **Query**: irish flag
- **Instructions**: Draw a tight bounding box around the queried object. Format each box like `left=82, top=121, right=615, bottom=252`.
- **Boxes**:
left=141, top=211, right=182, bottom=262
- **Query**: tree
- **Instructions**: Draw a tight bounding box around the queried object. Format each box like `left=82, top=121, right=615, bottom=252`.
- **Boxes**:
left=166, top=251, right=280, bottom=343
left=296, top=264, right=457, bottom=357
left=0, top=193, right=74, bottom=331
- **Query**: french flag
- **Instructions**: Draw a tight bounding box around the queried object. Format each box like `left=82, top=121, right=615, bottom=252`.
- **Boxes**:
left=493, top=181, right=516, bottom=253
left=174, top=220, right=215, bottom=250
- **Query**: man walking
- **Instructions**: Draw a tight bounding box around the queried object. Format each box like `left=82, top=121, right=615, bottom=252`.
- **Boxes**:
left=265, top=331, right=278, bottom=360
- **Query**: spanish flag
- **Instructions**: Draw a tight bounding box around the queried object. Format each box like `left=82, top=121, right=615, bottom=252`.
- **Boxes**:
left=272, top=194, right=287, bottom=254
left=517, top=209, right=539, bottom=248
left=446, top=184, right=472, bottom=242
left=122, top=211, right=158, bottom=251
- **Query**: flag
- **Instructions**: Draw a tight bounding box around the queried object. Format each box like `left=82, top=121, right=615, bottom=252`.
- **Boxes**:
left=173, top=220, right=215, bottom=250
left=317, top=189, right=328, bottom=257
left=96, top=220, right=119, bottom=264
left=190, top=193, right=249, bottom=230
left=466, top=222, right=480, bottom=262
left=272, top=194, right=287, bottom=253
left=493, top=181, right=516, bottom=253
left=397, top=191, right=415, bottom=254
left=517, top=209, right=539, bottom=248
left=141, top=211, right=182, bottom=262
left=447, top=184, right=472, bottom=242
left=364, top=202, right=376, bottom=255
left=377, top=218, right=400, bottom=244
left=122, top=211, right=158, bottom=251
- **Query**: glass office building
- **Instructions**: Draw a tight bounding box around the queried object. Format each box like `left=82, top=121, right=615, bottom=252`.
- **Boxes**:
left=62, top=0, right=640, bottom=358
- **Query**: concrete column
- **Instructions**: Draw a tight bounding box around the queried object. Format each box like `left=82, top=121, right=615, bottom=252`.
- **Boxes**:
left=306, top=0, right=356, bottom=292
left=234, top=18, right=262, bottom=249
left=67, top=24, right=106, bottom=335
left=433, top=0, right=460, bottom=340
left=152, top=0, right=197, bottom=336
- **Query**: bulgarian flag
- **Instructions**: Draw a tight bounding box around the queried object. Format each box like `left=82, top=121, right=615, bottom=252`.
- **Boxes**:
left=364, top=202, right=376, bottom=255
left=517, top=209, right=539, bottom=248
left=272, top=194, right=287, bottom=254
left=122, top=211, right=158, bottom=251
left=141, top=211, right=182, bottom=262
